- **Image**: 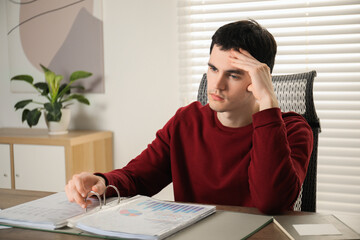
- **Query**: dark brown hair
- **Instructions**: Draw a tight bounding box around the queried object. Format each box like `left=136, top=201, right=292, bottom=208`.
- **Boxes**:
left=210, top=19, right=277, bottom=72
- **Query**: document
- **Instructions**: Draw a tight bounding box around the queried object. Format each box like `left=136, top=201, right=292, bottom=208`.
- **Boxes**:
left=0, top=209, right=11, bottom=230
left=0, top=192, right=216, bottom=240
left=0, top=192, right=97, bottom=230
left=69, top=195, right=216, bottom=240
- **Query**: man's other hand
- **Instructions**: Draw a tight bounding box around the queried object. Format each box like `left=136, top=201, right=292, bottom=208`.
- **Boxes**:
left=65, top=172, right=106, bottom=208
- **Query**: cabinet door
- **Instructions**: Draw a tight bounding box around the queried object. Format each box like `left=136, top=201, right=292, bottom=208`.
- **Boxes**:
left=0, top=144, right=11, bottom=189
left=13, top=144, right=66, bottom=192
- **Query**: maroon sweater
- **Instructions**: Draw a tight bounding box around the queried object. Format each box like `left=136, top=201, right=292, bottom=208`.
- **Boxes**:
left=101, top=102, right=313, bottom=214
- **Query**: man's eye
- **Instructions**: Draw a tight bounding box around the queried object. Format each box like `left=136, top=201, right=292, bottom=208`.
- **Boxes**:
left=230, top=74, right=240, bottom=80
left=209, top=66, right=217, bottom=72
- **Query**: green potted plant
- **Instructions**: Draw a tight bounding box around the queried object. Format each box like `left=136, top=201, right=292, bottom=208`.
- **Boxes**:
left=11, top=64, right=92, bottom=134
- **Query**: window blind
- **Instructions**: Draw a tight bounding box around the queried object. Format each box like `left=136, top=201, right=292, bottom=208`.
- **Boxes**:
left=178, top=0, right=360, bottom=215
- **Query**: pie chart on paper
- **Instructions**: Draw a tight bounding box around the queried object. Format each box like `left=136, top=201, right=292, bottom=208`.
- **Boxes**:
left=119, top=209, right=142, bottom=217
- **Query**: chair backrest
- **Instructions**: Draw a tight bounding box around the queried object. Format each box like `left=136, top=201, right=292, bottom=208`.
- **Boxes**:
left=197, top=71, right=321, bottom=212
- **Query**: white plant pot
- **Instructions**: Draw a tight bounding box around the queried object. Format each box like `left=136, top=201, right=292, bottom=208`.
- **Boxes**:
left=45, top=108, right=71, bottom=135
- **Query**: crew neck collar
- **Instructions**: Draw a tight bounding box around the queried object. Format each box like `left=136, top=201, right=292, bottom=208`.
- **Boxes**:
left=212, top=109, right=253, bottom=133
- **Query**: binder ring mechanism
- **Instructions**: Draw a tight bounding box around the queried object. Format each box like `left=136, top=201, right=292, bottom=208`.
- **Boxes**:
left=84, top=185, right=121, bottom=212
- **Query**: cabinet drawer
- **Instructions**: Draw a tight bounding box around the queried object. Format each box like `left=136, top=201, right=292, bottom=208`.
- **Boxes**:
left=13, top=144, right=66, bottom=192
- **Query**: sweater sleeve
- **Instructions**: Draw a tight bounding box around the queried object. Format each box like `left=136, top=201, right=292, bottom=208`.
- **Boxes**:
left=100, top=115, right=175, bottom=198
left=248, top=108, right=313, bottom=214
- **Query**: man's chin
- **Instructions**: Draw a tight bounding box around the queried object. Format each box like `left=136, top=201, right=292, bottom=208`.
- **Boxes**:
left=209, top=102, right=226, bottom=113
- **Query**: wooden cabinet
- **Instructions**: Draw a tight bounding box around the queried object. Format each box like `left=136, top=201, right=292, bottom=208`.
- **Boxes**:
left=0, top=128, right=113, bottom=192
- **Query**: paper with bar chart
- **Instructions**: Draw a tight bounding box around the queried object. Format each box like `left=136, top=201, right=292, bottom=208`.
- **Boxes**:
left=72, top=195, right=216, bottom=240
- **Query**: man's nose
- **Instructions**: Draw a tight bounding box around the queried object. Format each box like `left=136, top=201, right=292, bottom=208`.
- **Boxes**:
left=213, top=74, right=227, bottom=90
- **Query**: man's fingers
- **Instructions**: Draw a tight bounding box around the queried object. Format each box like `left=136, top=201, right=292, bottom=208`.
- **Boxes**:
left=65, top=179, right=87, bottom=207
left=73, top=174, right=88, bottom=198
left=91, top=177, right=106, bottom=195
left=92, top=185, right=99, bottom=193
left=238, top=48, right=257, bottom=60
left=238, top=48, right=251, bottom=55
left=64, top=172, right=107, bottom=209
left=72, top=188, right=87, bottom=208
left=64, top=183, right=74, bottom=202
left=230, top=48, right=260, bottom=66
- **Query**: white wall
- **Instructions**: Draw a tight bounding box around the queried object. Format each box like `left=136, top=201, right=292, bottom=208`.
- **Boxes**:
left=0, top=1, right=178, bottom=200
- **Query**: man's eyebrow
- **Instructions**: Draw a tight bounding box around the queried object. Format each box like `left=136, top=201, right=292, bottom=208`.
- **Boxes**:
left=208, top=63, right=217, bottom=69
left=226, top=69, right=245, bottom=75
left=208, top=62, right=245, bottom=75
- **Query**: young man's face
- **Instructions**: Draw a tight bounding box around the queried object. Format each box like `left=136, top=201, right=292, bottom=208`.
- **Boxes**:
left=207, top=45, right=254, bottom=114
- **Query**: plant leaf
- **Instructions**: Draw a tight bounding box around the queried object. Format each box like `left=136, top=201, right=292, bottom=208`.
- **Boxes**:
left=44, top=102, right=62, bottom=122
left=14, top=99, right=33, bottom=110
left=11, top=75, right=34, bottom=84
left=22, top=109, right=30, bottom=122
left=50, top=74, right=63, bottom=102
left=34, top=82, right=49, bottom=95
left=70, top=85, right=85, bottom=91
left=58, top=85, right=85, bottom=99
left=57, top=85, right=71, bottom=100
left=45, top=71, right=55, bottom=86
left=65, top=94, right=90, bottom=105
left=44, top=71, right=56, bottom=100
left=44, top=102, right=62, bottom=112
left=59, top=83, right=71, bottom=95
left=55, top=75, right=63, bottom=88
left=40, top=64, right=51, bottom=73
left=69, top=71, right=92, bottom=83
left=26, top=109, right=41, bottom=127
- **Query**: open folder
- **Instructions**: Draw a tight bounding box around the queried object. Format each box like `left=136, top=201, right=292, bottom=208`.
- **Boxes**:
left=0, top=189, right=216, bottom=240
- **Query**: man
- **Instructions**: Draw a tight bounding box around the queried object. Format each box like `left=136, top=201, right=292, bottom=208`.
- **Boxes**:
left=65, top=19, right=313, bottom=214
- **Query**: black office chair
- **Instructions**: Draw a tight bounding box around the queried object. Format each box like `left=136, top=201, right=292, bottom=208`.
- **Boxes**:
left=197, top=70, right=321, bottom=212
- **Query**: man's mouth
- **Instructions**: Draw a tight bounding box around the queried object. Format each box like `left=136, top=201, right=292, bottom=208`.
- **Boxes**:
left=210, top=93, right=225, bottom=101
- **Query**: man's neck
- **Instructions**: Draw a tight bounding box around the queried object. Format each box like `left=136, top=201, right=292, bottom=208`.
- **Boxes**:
left=216, top=105, right=259, bottom=128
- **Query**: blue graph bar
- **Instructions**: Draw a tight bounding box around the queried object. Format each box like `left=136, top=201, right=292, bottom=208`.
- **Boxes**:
left=137, top=199, right=205, bottom=214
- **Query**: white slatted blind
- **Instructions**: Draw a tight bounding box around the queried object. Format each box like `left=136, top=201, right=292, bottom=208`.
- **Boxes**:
left=178, top=0, right=360, bottom=215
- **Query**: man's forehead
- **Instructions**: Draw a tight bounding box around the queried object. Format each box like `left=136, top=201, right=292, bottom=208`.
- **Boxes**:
left=208, top=47, right=245, bottom=74
left=209, top=46, right=230, bottom=64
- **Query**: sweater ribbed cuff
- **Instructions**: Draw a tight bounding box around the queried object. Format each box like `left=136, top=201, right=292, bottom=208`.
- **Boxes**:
left=94, top=172, right=109, bottom=186
left=252, top=107, right=282, bottom=128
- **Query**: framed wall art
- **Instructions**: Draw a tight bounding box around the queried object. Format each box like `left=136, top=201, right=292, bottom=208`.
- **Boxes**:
left=6, top=0, right=104, bottom=93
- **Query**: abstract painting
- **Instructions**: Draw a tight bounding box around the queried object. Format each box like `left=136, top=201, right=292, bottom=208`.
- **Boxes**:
left=6, top=0, right=104, bottom=93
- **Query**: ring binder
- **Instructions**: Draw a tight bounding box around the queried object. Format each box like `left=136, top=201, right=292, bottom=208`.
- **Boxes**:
left=84, top=185, right=121, bottom=212
left=103, top=185, right=121, bottom=205
left=84, top=191, right=102, bottom=212
left=0, top=192, right=217, bottom=239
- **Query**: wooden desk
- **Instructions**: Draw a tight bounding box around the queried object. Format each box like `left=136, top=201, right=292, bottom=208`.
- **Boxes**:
left=0, top=189, right=303, bottom=240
